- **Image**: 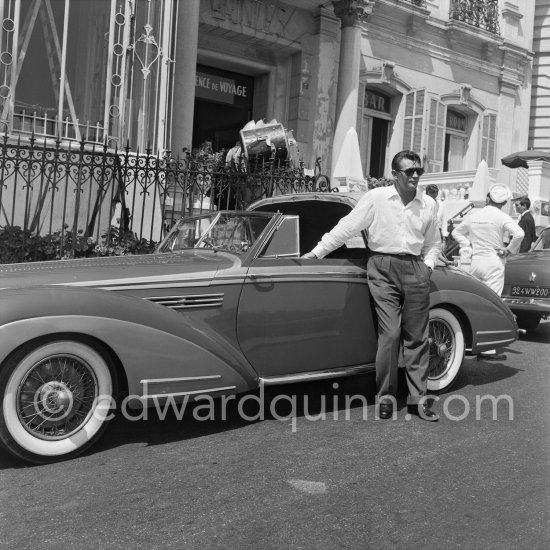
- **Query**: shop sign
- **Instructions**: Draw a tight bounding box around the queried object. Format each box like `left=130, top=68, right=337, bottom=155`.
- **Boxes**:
left=447, top=110, right=466, bottom=132
left=364, top=90, right=390, bottom=113
left=195, top=69, right=251, bottom=106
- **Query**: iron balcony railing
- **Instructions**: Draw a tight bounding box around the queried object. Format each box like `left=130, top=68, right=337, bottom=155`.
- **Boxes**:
left=0, top=134, right=331, bottom=264
left=450, top=0, right=500, bottom=35
left=407, top=0, right=427, bottom=7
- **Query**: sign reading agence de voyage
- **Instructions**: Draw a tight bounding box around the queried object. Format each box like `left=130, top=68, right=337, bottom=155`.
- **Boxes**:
left=195, top=66, right=253, bottom=107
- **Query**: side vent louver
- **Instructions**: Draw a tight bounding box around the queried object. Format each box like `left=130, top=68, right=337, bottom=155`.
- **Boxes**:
left=146, top=293, right=224, bottom=310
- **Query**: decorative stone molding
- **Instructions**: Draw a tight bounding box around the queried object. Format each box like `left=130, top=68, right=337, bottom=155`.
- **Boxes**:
left=501, top=2, right=522, bottom=21
left=314, top=4, right=340, bottom=39
left=499, top=70, right=521, bottom=96
left=459, top=83, right=472, bottom=106
left=381, top=61, right=395, bottom=84
left=361, top=60, right=411, bottom=96
left=332, top=0, right=375, bottom=28
left=498, top=43, right=533, bottom=95
left=440, top=88, right=486, bottom=115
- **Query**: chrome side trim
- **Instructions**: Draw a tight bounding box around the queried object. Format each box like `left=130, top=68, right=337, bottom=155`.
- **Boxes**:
left=140, top=375, right=222, bottom=384
left=476, top=330, right=516, bottom=335
left=146, top=293, right=224, bottom=310
left=140, top=385, right=237, bottom=400
left=259, top=364, right=375, bottom=386
left=476, top=338, right=516, bottom=346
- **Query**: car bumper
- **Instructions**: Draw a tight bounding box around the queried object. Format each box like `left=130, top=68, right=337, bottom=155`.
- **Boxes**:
left=502, top=297, right=550, bottom=314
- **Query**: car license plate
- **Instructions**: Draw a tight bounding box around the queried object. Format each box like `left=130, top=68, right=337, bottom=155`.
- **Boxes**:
left=511, top=286, right=550, bottom=297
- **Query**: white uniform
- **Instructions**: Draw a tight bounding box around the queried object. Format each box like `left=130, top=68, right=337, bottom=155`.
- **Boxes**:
left=452, top=205, right=524, bottom=296
left=435, top=200, right=448, bottom=238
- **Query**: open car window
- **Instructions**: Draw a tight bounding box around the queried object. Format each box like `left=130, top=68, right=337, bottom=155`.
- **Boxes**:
left=157, top=212, right=273, bottom=255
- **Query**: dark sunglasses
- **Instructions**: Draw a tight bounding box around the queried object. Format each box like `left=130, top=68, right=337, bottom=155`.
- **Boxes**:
left=396, top=167, right=425, bottom=177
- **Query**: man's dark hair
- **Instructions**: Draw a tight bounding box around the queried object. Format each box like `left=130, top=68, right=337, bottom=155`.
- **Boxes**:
left=392, top=150, right=422, bottom=171
left=425, top=184, right=439, bottom=198
left=519, top=197, right=531, bottom=209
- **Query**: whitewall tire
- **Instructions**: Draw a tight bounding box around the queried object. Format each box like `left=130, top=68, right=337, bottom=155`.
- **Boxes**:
left=0, top=340, right=116, bottom=464
left=427, top=308, right=465, bottom=393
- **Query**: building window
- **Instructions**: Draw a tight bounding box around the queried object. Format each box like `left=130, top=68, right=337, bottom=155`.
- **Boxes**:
left=402, top=90, right=494, bottom=173
left=444, top=109, right=467, bottom=171
left=403, top=89, right=446, bottom=173
left=0, top=0, right=174, bottom=151
left=480, top=112, right=497, bottom=167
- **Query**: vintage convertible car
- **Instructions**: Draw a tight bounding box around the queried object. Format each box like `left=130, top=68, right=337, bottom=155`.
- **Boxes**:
left=502, top=225, right=550, bottom=332
left=0, top=193, right=517, bottom=463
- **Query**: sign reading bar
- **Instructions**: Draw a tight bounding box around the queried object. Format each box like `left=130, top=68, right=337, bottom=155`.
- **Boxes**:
left=447, top=110, right=466, bottom=132
left=364, top=89, right=390, bottom=113
left=195, top=68, right=251, bottom=106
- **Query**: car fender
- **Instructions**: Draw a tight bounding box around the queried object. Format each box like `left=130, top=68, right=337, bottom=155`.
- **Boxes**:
left=429, top=289, right=517, bottom=352
left=0, top=287, right=258, bottom=401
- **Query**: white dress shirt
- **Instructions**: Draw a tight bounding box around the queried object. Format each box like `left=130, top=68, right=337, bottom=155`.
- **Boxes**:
left=311, top=185, right=441, bottom=269
left=452, top=205, right=524, bottom=257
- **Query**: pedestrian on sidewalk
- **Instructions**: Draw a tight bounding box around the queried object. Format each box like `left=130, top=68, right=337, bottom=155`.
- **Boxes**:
left=515, top=197, right=536, bottom=253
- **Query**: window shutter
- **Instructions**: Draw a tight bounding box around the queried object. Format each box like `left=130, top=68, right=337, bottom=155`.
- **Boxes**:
left=481, top=113, right=497, bottom=167
left=403, top=89, right=425, bottom=153
left=425, top=96, right=446, bottom=173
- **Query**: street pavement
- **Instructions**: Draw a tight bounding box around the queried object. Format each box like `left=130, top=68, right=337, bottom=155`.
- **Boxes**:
left=1, top=323, right=549, bottom=550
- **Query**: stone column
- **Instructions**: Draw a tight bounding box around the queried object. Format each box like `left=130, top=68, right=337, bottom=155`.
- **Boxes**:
left=330, top=0, right=373, bottom=179
left=170, top=0, right=200, bottom=156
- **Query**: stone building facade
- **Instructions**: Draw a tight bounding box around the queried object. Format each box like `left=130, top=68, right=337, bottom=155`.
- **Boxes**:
left=0, top=0, right=537, bottom=195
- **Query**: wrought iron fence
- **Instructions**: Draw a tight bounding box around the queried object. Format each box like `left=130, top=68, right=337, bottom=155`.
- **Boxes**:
left=0, top=134, right=331, bottom=263
left=450, top=0, right=500, bottom=35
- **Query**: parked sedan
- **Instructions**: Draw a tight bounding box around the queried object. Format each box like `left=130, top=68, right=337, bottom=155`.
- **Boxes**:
left=0, top=193, right=517, bottom=464
left=502, top=226, right=550, bottom=332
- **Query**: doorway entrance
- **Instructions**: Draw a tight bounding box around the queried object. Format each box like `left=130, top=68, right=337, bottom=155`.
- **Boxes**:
left=361, top=115, right=389, bottom=178
left=193, top=65, right=254, bottom=152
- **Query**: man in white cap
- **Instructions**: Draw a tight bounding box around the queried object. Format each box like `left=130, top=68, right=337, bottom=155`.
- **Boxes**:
left=452, top=183, right=524, bottom=361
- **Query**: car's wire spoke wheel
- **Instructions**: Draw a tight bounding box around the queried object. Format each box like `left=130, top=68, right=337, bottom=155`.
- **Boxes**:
left=427, top=308, right=464, bottom=393
left=0, top=340, right=115, bottom=464
left=16, top=355, right=98, bottom=441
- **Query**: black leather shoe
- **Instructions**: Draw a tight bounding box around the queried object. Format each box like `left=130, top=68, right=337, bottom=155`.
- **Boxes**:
left=408, top=404, right=440, bottom=422
left=477, top=353, right=507, bottom=361
left=378, top=403, right=393, bottom=420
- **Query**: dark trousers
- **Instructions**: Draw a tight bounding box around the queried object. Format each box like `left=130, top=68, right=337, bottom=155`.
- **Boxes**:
left=367, top=253, right=431, bottom=405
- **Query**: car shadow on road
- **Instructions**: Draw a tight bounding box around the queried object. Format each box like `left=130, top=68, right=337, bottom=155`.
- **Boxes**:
left=438, top=356, right=523, bottom=395
left=0, top=374, right=380, bottom=469
left=0, top=358, right=527, bottom=469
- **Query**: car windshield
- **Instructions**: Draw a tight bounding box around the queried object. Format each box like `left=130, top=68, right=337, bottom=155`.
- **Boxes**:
left=157, top=212, right=274, bottom=254
left=533, top=227, right=550, bottom=251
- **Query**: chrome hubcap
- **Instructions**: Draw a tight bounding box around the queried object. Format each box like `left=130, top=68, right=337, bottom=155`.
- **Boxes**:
left=17, top=355, right=98, bottom=440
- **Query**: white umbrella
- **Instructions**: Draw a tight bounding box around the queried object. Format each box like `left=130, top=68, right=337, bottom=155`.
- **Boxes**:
left=332, top=127, right=364, bottom=180
left=469, top=159, right=491, bottom=203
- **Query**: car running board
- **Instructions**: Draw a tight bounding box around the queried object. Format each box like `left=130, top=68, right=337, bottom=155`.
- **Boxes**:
left=259, top=364, right=376, bottom=386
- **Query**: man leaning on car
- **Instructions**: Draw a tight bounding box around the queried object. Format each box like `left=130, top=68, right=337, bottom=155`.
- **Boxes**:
left=303, top=150, right=441, bottom=422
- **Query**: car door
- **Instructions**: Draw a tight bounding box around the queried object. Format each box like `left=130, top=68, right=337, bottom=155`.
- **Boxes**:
left=236, top=257, right=377, bottom=377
